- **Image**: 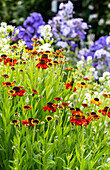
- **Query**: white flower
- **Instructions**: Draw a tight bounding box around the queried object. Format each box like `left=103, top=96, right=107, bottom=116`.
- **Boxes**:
left=2, top=45, right=10, bottom=51
left=108, top=3, right=110, bottom=8
left=25, top=97, right=29, bottom=103
left=88, top=5, right=94, bottom=10
left=18, top=40, right=26, bottom=47
left=106, top=36, right=110, bottom=45
left=98, top=18, right=104, bottom=26
left=81, top=22, right=88, bottom=29
left=1, top=22, right=7, bottom=28
left=84, top=93, right=91, bottom=101
left=99, top=77, right=104, bottom=82
left=103, top=72, right=110, bottom=78
left=7, top=25, right=15, bottom=31
left=87, top=56, right=92, bottom=64
left=94, top=92, right=98, bottom=96
left=77, top=60, right=84, bottom=67
left=44, top=25, right=51, bottom=32
left=38, top=43, right=53, bottom=52
left=107, top=158, right=110, bottom=163
left=15, top=29, right=19, bottom=35
left=89, top=67, right=95, bottom=72
left=106, top=20, right=110, bottom=25
left=0, top=27, right=7, bottom=33
left=89, top=14, right=98, bottom=21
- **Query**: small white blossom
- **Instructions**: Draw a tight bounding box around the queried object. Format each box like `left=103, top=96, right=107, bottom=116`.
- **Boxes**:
left=89, top=67, right=95, bottom=72
left=87, top=56, right=92, bottom=64
left=89, top=14, right=98, bottom=21
left=99, top=77, right=104, bottom=82
left=77, top=60, right=84, bottom=68
left=98, top=18, right=104, bottom=26
left=106, top=36, right=110, bottom=45
left=1, top=22, right=7, bottom=28
left=103, top=72, right=110, bottom=79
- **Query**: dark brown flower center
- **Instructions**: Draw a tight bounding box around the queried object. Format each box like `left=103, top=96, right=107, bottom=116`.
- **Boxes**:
left=27, top=118, right=34, bottom=123
left=53, top=61, right=58, bottom=64
left=10, top=90, right=14, bottom=93
left=70, top=81, right=74, bottom=85
left=32, top=38, right=38, bottom=41
left=19, top=69, right=24, bottom=72
left=62, top=102, right=68, bottom=106
left=24, top=105, right=30, bottom=109
left=48, top=63, right=52, bottom=66
left=42, top=54, right=48, bottom=58
left=32, top=51, right=38, bottom=55
left=45, top=51, right=50, bottom=53
left=15, top=125, right=19, bottom=127
left=55, top=97, right=61, bottom=100
left=70, top=107, right=75, bottom=111
left=12, top=120, right=18, bottom=123
left=81, top=82, right=86, bottom=85
left=58, top=105, right=63, bottom=109
left=47, top=116, right=52, bottom=121
left=93, top=115, right=99, bottom=118
left=1, top=54, right=7, bottom=58
left=82, top=104, right=88, bottom=107
left=11, top=46, right=18, bottom=49
left=102, top=94, right=108, bottom=97
left=76, top=108, right=80, bottom=111
left=40, top=59, right=46, bottom=64
left=3, top=74, right=8, bottom=77
left=28, top=47, right=32, bottom=50
left=10, top=59, right=14, bottom=62
left=11, top=67, right=15, bottom=70
left=103, top=106, right=109, bottom=111
left=81, top=115, right=85, bottom=119
left=75, top=115, right=81, bottom=120
left=13, top=86, right=20, bottom=92
left=94, top=98, right=99, bottom=101
left=47, top=102, right=53, bottom=107
left=91, top=112, right=96, bottom=115
left=33, top=119, right=40, bottom=124
left=6, top=82, right=11, bottom=85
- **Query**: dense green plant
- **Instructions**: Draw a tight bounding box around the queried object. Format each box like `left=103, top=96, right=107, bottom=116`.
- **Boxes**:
left=0, top=27, right=110, bottom=169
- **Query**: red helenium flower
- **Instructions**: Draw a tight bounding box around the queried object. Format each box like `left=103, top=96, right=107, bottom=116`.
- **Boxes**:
left=43, top=102, right=56, bottom=113
left=21, top=118, right=34, bottom=127
left=36, top=59, right=48, bottom=69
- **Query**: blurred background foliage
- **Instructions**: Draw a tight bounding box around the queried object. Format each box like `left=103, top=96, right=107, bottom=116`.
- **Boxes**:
left=0, top=0, right=110, bottom=40
left=0, top=0, right=51, bottom=25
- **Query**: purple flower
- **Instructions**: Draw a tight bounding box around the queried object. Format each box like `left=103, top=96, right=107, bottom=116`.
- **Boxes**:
left=23, top=16, right=34, bottom=28
left=27, top=26, right=34, bottom=34
left=56, top=41, right=68, bottom=48
left=48, top=1, right=89, bottom=50
left=94, top=49, right=110, bottom=59
left=78, top=35, right=110, bottom=78
left=12, top=12, right=45, bottom=47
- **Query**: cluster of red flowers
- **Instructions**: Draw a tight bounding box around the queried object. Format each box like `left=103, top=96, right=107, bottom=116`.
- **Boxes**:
left=4, top=58, right=18, bottom=66
left=33, top=50, right=66, bottom=69
left=1, top=45, right=110, bottom=131
left=10, top=118, right=40, bottom=127
left=70, top=107, right=101, bottom=127
left=64, top=81, right=77, bottom=92
left=0, top=54, right=18, bottom=66
left=7, top=86, right=25, bottom=97
left=21, top=118, right=40, bottom=126
left=43, top=102, right=56, bottom=113
left=98, top=106, right=110, bottom=118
